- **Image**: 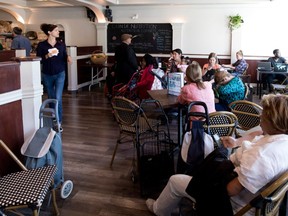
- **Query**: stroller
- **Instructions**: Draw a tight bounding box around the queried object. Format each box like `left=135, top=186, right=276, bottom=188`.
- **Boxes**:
left=21, top=99, right=73, bottom=199
left=112, top=71, right=141, bottom=101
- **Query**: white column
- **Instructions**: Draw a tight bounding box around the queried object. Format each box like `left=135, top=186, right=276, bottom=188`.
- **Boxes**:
left=230, top=28, right=243, bottom=63
left=19, top=58, right=43, bottom=141
left=171, top=23, right=183, bottom=50
left=67, top=46, right=78, bottom=92
left=95, top=23, right=108, bottom=78
left=95, top=23, right=108, bottom=53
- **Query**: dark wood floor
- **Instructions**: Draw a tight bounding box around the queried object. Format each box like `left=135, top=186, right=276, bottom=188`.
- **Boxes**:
left=47, top=86, right=160, bottom=216
left=8, top=85, right=261, bottom=216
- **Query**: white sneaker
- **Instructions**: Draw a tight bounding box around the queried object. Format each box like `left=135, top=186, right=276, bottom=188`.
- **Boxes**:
left=146, top=198, right=155, bottom=214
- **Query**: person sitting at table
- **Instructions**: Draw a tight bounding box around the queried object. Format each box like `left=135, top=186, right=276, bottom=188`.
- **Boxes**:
left=169, top=48, right=183, bottom=72
left=146, top=94, right=288, bottom=216
left=177, top=56, right=190, bottom=73
left=177, top=61, right=216, bottom=114
left=202, top=52, right=221, bottom=81
left=214, top=70, right=245, bottom=111
left=222, top=50, right=247, bottom=76
left=133, top=53, right=156, bottom=99
left=263, top=49, right=288, bottom=92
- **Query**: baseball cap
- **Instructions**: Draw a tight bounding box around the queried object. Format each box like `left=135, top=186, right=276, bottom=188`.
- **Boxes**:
left=121, top=34, right=132, bottom=41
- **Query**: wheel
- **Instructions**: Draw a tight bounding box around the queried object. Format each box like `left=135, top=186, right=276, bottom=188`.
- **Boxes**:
left=60, top=180, right=73, bottom=199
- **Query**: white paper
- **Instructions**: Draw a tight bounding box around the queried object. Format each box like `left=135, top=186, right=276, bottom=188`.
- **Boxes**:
left=48, top=48, right=59, bottom=56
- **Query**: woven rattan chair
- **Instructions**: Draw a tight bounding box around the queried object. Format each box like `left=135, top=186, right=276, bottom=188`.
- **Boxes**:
left=242, top=63, right=249, bottom=75
left=207, top=111, right=238, bottom=138
left=229, top=100, right=263, bottom=137
left=235, top=171, right=288, bottom=216
left=0, top=140, right=59, bottom=216
left=110, top=96, right=156, bottom=167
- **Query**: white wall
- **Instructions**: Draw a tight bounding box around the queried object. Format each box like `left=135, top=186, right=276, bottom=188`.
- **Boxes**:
left=26, top=7, right=97, bottom=46
left=110, top=2, right=288, bottom=58
left=2, top=1, right=288, bottom=59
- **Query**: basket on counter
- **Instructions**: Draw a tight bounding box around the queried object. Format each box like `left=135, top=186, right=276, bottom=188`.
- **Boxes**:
left=90, top=50, right=107, bottom=64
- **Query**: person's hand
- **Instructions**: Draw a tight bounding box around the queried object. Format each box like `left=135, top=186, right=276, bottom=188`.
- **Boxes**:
left=67, top=55, right=72, bottom=64
left=221, top=136, right=237, bottom=148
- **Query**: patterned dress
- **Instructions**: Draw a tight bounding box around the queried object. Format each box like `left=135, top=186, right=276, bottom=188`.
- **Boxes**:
left=216, top=77, right=245, bottom=106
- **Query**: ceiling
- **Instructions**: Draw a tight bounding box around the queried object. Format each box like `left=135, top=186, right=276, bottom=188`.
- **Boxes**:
left=7, top=0, right=273, bottom=8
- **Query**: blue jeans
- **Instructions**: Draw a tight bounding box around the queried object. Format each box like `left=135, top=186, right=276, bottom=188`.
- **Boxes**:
left=42, top=71, right=65, bottom=123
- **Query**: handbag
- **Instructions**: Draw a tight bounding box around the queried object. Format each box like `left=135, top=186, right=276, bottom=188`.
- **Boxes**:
left=185, top=147, right=238, bottom=216
left=177, top=121, right=214, bottom=175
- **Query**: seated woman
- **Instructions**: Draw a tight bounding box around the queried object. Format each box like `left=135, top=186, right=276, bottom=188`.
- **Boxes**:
left=134, top=53, right=156, bottom=99
left=169, top=48, right=183, bottom=72
left=222, top=50, right=248, bottom=76
left=177, top=56, right=190, bottom=73
left=146, top=94, right=288, bottom=216
left=177, top=61, right=215, bottom=114
left=202, top=52, right=221, bottom=81
left=214, top=70, right=245, bottom=111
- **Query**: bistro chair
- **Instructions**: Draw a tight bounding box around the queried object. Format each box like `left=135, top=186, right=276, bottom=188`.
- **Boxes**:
left=229, top=100, right=263, bottom=137
left=110, top=96, right=156, bottom=167
left=0, top=140, right=59, bottom=216
left=206, top=111, right=238, bottom=138
left=235, top=171, right=288, bottom=216
left=242, top=63, right=249, bottom=75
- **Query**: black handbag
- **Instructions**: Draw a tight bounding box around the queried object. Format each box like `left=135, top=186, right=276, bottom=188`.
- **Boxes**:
left=186, top=147, right=238, bottom=216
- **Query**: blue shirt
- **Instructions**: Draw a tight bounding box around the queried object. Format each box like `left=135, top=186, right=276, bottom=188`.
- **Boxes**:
left=232, top=58, right=247, bottom=74
left=36, top=40, right=68, bottom=75
left=11, top=35, right=32, bottom=56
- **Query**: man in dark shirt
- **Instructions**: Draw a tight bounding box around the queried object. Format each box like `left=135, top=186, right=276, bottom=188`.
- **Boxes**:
left=11, top=27, right=32, bottom=56
left=114, top=34, right=138, bottom=84
left=263, top=49, right=288, bottom=91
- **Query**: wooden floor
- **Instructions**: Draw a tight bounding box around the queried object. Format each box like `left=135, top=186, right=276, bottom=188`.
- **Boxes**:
left=8, top=85, right=261, bottom=216
left=45, top=86, right=159, bottom=216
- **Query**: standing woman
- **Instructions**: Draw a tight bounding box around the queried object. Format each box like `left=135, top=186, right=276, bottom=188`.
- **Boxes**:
left=36, top=23, right=72, bottom=132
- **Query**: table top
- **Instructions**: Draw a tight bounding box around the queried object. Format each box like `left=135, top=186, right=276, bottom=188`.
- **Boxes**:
left=82, top=62, right=114, bottom=68
left=257, top=69, right=288, bottom=80
left=147, top=89, right=179, bottom=109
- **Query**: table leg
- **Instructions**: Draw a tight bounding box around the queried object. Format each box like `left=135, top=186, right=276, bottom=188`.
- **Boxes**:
left=178, top=106, right=183, bottom=146
left=259, top=72, right=262, bottom=99
left=89, top=67, right=94, bottom=91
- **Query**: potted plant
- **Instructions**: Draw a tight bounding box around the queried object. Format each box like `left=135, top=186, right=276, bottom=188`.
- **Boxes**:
left=228, top=14, right=244, bottom=30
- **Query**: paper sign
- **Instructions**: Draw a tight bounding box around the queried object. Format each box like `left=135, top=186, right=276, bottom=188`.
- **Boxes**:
left=167, top=72, right=184, bottom=96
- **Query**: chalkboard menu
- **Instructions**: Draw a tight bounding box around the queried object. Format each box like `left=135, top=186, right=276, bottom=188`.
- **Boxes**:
left=107, top=23, right=172, bottom=54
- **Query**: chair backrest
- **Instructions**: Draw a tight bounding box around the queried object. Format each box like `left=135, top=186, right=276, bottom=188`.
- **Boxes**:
left=235, top=171, right=288, bottom=216
left=239, top=74, right=251, bottom=84
left=112, top=96, right=154, bottom=135
left=206, top=111, right=238, bottom=137
left=139, top=99, right=170, bottom=135
left=242, top=63, right=249, bottom=75
left=229, top=100, right=263, bottom=131
left=111, top=96, right=141, bottom=134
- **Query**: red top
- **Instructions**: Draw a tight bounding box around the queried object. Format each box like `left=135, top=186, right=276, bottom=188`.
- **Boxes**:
left=136, top=65, right=155, bottom=99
